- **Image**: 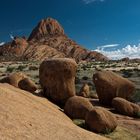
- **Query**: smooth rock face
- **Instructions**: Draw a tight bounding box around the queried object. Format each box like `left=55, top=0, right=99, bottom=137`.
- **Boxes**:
left=64, top=96, right=93, bottom=119
left=112, top=97, right=140, bottom=117
left=0, top=72, right=37, bottom=92
left=85, top=107, right=117, bottom=133
left=93, top=70, right=135, bottom=105
left=78, top=83, right=90, bottom=98
left=39, top=58, right=77, bottom=104
left=0, top=83, right=108, bottom=140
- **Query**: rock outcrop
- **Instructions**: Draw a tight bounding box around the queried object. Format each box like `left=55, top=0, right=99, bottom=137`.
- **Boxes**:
left=0, top=83, right=108, bottom=140
left=0, top=37, right=28, bottom=60
left=85, top=107, right=117, bottom=133
left=93, top=70, right=135, bottom=105
left=28, top=18, right=64, bottom=41
left=64, top=96, right=93, bottom=119
left=39, top=58, right=77, bottom=104
left=112, top=97, right=140, bottom=117
left=0, top=18, right=108, bottom=62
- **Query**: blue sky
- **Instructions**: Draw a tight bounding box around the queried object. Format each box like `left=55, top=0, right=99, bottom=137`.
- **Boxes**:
left=0, top=0, right=140, bottom=58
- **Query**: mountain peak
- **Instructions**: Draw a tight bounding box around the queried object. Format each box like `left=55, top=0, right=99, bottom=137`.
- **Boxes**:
left=28, top=18, right=64, bottom=41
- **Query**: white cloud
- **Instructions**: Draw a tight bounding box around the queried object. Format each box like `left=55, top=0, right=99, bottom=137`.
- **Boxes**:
left=97, top=44, right=119, bottom=50
left=83, top=0, right=104, bottom=4
left=94, top=44, right=140, bottom=60
left=0, top=42, right=5, bottom=46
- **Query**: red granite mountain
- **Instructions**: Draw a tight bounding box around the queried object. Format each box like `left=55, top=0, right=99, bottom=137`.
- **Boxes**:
left=0, top=18, right=108, bottom=62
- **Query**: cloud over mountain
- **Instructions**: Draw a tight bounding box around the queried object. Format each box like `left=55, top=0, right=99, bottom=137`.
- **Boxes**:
left=95, top=44, right=140, bottom=60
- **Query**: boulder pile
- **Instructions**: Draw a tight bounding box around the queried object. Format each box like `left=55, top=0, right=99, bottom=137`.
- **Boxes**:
left=0, top=72, right=37, bottom=93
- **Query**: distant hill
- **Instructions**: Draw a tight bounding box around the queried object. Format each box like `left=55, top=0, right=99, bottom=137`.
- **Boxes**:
left=0, top=18, right=108, bottom=62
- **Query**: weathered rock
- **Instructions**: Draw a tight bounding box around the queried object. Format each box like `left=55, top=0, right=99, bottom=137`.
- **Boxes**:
left=0, top=37, right=28, bottom=59
left=28, top=18, right=64, bottom=41
left=0, top=83, right=108, bottom=140
left=39, top=58, right=77, bottom=104
left=18, top=78, right=37, bottom=93
left=93, top=70, right=135, bottom=105
left=0, top=72, right=37, bottom=93
left=64, top=96, right=93, bottom=119
left=112, top=97, right=140, bottom=117
left=85, top=107, right=117, bottom=133
left=78, top=83, right=90, bottom=98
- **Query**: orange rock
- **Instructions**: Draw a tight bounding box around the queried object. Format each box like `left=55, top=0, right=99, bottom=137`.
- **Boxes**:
left=64, top=96, right=93, bottom=119
left=39, top=58, right=77, bottom=104
left=85, top=107, right=117, bottom=133
left=93, top=70, right=135, bottom=105
left=78, top=83, right=90, bottom=98
left=0, top=72, right=37, bottom=93
left=112, top=97, right=140, bottom=117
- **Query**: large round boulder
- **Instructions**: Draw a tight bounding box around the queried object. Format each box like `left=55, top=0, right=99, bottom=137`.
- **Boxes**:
left=93, top=70, right=135, bottom=105
left=39, top=58, right=77, bottom=104
left=85, top=107, right=117, bottom=133
left=0, top=72, right=37, bottom=93
left=0, top=72, right=27, bottom=87
left=18, top=78, right=37, bottom=93
left=64, top=96, right=93, bottom=119
left=112, top=97, right=140, bottom=117
left=78, top=83, right=90, bottom=98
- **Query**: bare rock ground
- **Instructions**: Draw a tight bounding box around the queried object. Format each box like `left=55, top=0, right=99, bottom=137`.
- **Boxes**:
left=0, top=83, right=108, bottom=140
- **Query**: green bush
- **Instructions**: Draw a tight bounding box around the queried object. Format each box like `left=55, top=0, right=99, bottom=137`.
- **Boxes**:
left=131, top=89, right=140, bottom=102
left=6, top=66, right=15, bottom=73
left=17, top=65, right=26, bottom=71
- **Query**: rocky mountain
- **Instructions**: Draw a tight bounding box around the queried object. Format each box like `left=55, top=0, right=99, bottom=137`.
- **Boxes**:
left=0, top=18, right=108, bottom=62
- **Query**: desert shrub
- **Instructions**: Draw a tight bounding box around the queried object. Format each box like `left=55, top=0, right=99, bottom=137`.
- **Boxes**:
left=29, top=66, right=38, bottom=70
left=122, top=69, right=133, bottom=78
left=75, top=76, right=81, bottom=84
left=82, top=76, right=89, bottom=80
left=103, top=128, right=112, bottom=134
left=73, top=119, right=86, bottom=129
left=17, top=65, right=26, bottom=71
left=131, top=89, right=140, bottom=103
left=134, top=111, right=140, bottom=118
left=6, top=66, right=15, bottom=73
left=111, top=64, right=117, bottom=68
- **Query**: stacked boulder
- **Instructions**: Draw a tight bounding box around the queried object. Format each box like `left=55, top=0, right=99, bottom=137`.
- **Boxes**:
left=39, top=59, right=118, bottom=134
